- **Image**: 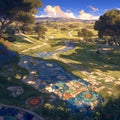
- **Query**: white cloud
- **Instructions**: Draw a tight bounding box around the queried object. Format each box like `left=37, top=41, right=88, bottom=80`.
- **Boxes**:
left=89, top=5, right=99, bottom=12
left=36, top=5, right=100, bottom=20
left=38, top=5, right=76, bottom=18
left=35, top=15, right=42, bottom=18
left=117, top=8, right=120, bottom=10
left=78, top=10, right=99, bottom=20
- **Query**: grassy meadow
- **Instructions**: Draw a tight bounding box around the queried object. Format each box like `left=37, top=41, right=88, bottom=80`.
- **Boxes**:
left=0, top=20, right=120, bottom=119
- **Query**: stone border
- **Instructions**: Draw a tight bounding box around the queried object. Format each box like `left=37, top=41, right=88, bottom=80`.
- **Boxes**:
left=0, top=103, right=45, bottom=120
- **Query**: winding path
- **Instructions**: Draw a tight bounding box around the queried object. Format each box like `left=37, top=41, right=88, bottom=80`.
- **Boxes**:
left=21, top=43, right=47, bottom=53
left=68, top=30, right=73, bottom=38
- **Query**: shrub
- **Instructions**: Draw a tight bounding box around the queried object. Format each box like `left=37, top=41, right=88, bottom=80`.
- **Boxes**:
left=0, top=44, right=18, bottom=69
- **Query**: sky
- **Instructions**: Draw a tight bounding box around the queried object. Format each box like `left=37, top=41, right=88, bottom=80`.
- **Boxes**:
left=36, top=0, right=120, bottom=20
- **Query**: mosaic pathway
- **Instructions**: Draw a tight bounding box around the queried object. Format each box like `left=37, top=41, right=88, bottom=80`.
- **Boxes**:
left=0, top=104, right=45, bottom=120
left=19, top=55, right=102, bottom=112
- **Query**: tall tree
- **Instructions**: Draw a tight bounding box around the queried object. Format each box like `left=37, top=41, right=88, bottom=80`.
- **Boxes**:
left=78, top=28, right=93, bottom=42
left=94, top=9, right=120, bottom=46
left=34, top=23, right=47, bottom=40
left=0, top=0, right=42, bottom=34
left=20, top=23, right=34, bottom=34
left=0, top=25, right=17, bottom=42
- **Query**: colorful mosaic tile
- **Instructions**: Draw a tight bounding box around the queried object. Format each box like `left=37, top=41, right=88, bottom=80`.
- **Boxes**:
left=45, top=80, right=102, bottom=110
left=19, top=52, right=102, bottom=112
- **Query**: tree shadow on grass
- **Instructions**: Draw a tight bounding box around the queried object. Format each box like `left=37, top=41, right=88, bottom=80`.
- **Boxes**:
left=0, top=43, right=120, bottom=120
left=92, top=97, right=120, bottom=120
left=38, top=94, right=120, bottom=120
left=14, top=35, right=34, bottom=44
left=59, top=42, right=120, bottom=72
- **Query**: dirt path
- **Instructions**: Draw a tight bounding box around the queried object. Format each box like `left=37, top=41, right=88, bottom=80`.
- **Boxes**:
left=16, top=33, right=35, bottom=44
left=21, top=43, right=47, bottom=53
left=23, top=37, right=35, bottom=44
left=12, top=44, right=23, bottom=47
left=68, top=31, right=73, bottom=38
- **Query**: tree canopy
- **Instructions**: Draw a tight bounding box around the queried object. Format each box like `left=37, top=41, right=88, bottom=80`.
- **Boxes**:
left=0, top=25, right=17, bottom=42
left=20, top=23, right=34, bottom=34
left=94, top=9, right=120, bottom=46
left=34, top=23, right=47, bottom=40
left=0, top=0, right=42, bottom=34
left=78, top=28, right=93, bottom=42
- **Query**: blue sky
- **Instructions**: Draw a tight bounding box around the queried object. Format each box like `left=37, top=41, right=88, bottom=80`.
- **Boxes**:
left=36, top=0, right=120, bottom=20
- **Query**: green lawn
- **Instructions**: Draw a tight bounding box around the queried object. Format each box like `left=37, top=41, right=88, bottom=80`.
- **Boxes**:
left=0, top=62, right=70, bottom=120
left=1, top=21, right=120, bottom=119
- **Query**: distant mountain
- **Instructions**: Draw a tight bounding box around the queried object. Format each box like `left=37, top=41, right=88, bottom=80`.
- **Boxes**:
left=36, top=17, right=82, bottom=22
left=36, top=17, right=97, bottom=23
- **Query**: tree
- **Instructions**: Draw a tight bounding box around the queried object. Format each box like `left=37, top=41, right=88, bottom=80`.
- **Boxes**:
left=34, top=23, right=47, bottom=40
left=0, top=0, right=42, bottom=34
left=78, top=28, right=93, bottom=42
left=20, top=23, right=34, bottom=34
left=0, top=25, right=17, bottom=42
left=61, top=28, right=68, bottom=32
left=94, top=9, right=120, bottom=46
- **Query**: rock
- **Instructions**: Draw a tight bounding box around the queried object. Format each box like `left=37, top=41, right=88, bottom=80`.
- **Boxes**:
left=16, top=113, right=23, bottom=119
left=48, top=99, right=55, bottom=104
left=90, top=103, right=94, bottom=110
left=95, top=86, right=105, bottom=92
left=50, top=95, right=57, bottom=99
left=107, top=91, right=112, bottom=95
left=27, top=81, right=35, bottom=85
left=30, top=71, right=37, bottom=74
left=15, top=74, right=21, bottom=79
left=114, top=81, right=120, bottom=85
left=7, top=86, right=24, bottom=97
left=23, top=60, right=28, bottom=64
left=105, top=76, right=115, bottom=81
left=23, top=75, right=28, bottom=80
left=105, top=79, right=113, bottom=82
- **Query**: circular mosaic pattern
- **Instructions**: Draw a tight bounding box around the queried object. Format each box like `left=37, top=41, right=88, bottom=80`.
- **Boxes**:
left=26, top=97, right=43, bottom=107
left=85, top=93, right=92, bottom=99
left=74, top=91, right=99, bottom=107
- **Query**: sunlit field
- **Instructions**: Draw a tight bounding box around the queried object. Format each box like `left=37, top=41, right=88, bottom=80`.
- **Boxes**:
left=0, top=20, right=120, bottom=119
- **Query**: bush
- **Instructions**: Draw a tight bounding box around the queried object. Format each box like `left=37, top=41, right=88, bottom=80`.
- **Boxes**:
left=0, top=25, right=17, bottom=42
left=0, top=44, right=18, bottom=69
